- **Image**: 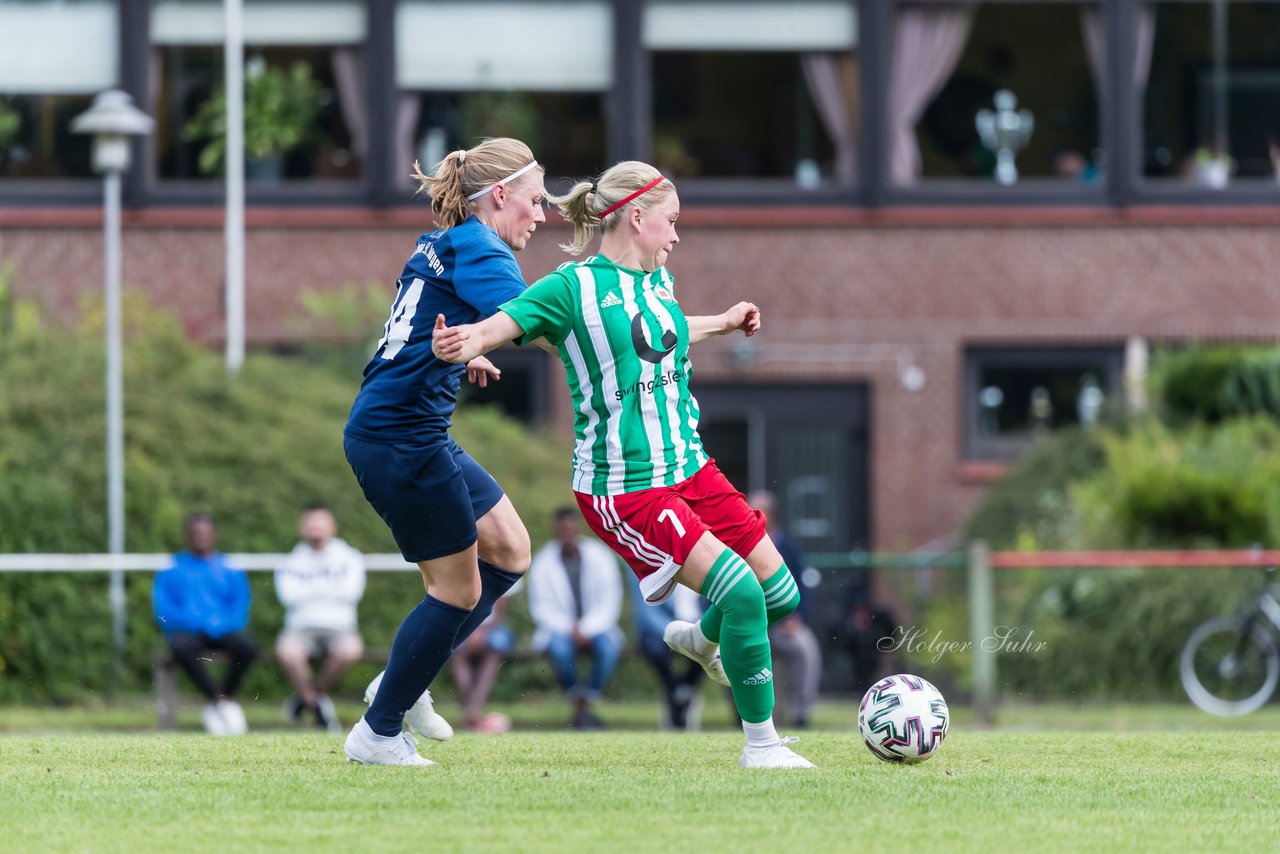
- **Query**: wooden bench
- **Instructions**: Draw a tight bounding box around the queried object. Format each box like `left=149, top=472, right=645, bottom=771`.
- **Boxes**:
left=153, top=646, right=545, bottom=730
left=152, top=647, right=391, bottom=731
left=154, top=641, right=640, bottom=730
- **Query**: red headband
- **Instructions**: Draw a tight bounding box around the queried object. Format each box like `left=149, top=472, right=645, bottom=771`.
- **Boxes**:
left=598, top=176, right=666, bottom=219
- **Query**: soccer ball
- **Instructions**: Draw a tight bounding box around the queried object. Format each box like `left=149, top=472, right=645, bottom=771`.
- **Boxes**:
left=857, top=674, right=950, bottom=764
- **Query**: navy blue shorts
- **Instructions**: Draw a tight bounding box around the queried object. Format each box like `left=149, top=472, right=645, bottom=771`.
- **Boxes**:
left=343, top=433, right=505, bottom=563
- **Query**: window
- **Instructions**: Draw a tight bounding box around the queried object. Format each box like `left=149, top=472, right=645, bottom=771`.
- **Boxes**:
left=149, top=0, right=367, bottom=185
left=1143, top=1, right=1280, bottom=190
left=889, top=2, right=1103, bottom=190
left=0, top=0, right=118, bottom=180
left=395, top=1, right=610, bottom=188
left=644, top=1, right=858, bottom=190
left=964, top=346, right=1124, bottom=461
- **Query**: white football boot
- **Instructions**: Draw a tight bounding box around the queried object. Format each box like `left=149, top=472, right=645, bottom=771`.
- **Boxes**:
left=344, top=718, right=436, bottom=766
left=739, top=738, right=816, bottom=769
left=364, top=670, right=454, bottom=741
left=662, top=620, right=730, bottom=687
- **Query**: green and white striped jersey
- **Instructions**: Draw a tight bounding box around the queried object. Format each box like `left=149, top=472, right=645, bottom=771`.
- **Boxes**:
left=499, top=254, right=709, bottom=496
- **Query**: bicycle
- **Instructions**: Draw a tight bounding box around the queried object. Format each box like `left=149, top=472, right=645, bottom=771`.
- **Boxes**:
left=1180, top=567, right=1280, bottom=716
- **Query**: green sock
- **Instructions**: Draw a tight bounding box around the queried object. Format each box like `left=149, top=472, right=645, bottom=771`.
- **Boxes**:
left=761, top=565, right=801, bottom=621
left=700, top=549, right=774, bottom=724
left=699, top=564, right=801, bottom=643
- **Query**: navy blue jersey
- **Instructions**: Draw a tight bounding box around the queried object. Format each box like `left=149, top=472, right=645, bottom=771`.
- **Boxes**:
left=345, top=216, right=526, bottom=442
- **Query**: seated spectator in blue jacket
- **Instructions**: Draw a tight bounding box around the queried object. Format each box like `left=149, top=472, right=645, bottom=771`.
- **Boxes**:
left=153, top=512, right=257, bottom=735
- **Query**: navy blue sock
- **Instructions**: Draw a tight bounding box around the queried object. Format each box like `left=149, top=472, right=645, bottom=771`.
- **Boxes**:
left=365, top=594, right=472, bottom=737
left=452, top=561, right=523, bottom=651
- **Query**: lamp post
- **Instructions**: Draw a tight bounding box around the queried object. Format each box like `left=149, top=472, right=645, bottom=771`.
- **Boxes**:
left=226, top=0, right=246, bottom=375
left=71, top=90, right=154, bottom=675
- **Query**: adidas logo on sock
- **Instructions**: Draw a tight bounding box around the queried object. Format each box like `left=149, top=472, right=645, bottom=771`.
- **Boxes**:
left=599, top=292, right=623, bottom=308
left=742, top=668, right=773, bottom=686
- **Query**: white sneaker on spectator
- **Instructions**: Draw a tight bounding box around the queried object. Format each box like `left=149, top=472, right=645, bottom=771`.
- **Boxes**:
left=739, top=738, right=816, bottom=769
left=344, top=717, right=436, bottom=766
left=216, top=699, right=249, bottom=735
left=201, top=702, right=230, bottom=736
left=662, top=621, right=729, bottom=687
left=314, top=694, right=342, bottom=733
left=364, top=671, right=453, bottom=742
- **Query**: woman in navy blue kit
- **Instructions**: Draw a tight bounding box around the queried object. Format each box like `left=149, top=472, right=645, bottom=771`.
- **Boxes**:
left=342, top=138, right=547, bottom=765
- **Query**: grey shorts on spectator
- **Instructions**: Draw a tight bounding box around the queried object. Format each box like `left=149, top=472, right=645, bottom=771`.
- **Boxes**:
left=278, top=627, right=361, bottom=658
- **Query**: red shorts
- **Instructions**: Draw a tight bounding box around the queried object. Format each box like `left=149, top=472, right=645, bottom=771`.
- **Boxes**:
left=574, top=461, right=767, bottom=605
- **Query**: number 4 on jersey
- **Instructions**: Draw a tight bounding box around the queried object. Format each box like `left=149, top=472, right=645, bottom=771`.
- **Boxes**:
left=376, top=278, right=425, bottom=361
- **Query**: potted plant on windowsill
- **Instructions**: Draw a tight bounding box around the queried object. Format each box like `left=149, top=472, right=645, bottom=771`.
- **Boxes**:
left=184, top=57, right=325, bottom=181
left=0, top=97, right=21, bottom=172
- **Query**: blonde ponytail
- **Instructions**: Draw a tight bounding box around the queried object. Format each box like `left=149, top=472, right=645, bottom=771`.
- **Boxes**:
left=552, top=161, right=672, bottom=255
left=410, top=138, right=541, bottom=230
left=553, top=180, right=600, bottom=255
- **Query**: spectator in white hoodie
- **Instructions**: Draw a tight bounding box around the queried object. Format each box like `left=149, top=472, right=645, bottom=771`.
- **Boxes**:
left=275, top=503, right=367, bottom=731
left=527, top=508, right=624, bottom=729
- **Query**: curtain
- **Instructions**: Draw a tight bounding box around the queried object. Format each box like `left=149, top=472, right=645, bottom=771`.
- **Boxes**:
left=394, top=93, right=423, bottom=178
left=801, top=53, right=858, bottom=184
left=330, top=48, right=368, bottom=162
left=887, top=6, right=974, bottom=185
left=148, top=49, right=164, bottom=112
left=1081, top=6, right=1156, bottom=91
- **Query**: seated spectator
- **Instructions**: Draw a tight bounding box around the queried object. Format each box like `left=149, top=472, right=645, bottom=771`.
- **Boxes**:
left=846, top=595, right=898, bottom=697
left=528, top=508, right=624, bottom=729
left=630, top=575, right=706, bottom=729
left=274, top=503, right=366, bottom=732
left=153, top=512, right=257, bottom=736
left=449, top=590, right=516, bottom=733
left=747, top=490, right=823, bottom=729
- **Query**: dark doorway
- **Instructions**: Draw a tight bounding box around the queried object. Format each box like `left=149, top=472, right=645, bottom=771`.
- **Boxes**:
left=694, top=383, right=871, bottom=693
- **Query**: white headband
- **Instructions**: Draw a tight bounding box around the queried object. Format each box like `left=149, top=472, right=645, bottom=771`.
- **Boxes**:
left=465, top=161, right=540, bottom=201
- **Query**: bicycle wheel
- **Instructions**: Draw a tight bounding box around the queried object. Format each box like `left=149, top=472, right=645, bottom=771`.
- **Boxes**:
left=1180, top=616, right=1280, bottom=716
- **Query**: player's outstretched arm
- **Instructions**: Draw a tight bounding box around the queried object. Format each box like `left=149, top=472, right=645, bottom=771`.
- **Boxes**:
left=432, top=312, right=524, bottom=364
left=686, top=302, right=760, bottom=345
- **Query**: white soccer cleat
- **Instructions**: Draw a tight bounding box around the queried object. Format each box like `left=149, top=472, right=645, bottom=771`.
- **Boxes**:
left=739, top=738, right=816, bottom=769
left=404, top=693, right=454, bottom=742
left=364, top=671, right=454, bottom=742
left=344, top=718, right=437, bottom=766
left=663, top=620, right=729, bottom=687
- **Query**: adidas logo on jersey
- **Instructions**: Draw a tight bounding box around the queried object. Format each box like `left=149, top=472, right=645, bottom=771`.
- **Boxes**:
left=599, top=292, right=623, bottom=308
left=742, top=668, right=773, bottom=686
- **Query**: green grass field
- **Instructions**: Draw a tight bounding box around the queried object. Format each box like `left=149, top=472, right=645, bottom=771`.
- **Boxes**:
left=3, top=700, right=1280, bottom=852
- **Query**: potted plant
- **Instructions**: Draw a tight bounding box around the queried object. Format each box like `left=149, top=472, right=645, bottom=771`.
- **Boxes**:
left=0, top=97, right=21, bottom=172
left=184, top=57, right=325, bottom=180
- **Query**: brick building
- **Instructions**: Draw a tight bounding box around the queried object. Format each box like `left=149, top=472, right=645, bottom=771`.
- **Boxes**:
left=4, top=1, right=1280, bottom=616
left=6, top=204, right=1280, bottom=553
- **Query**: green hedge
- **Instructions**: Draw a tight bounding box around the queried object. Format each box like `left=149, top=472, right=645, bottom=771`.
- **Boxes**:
left=927, top=408, right=1280, bottom=700
left=961, top=427, right=1107, bottom=550
left=1072, top=419, right=1280, bottom=548
left=0, top=286, right=669, bottom=703
left=1155, top=345, right=1280, bottom=423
